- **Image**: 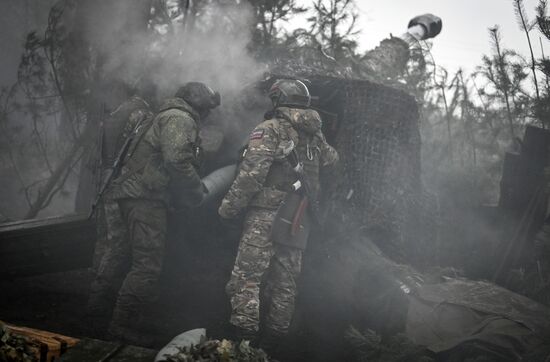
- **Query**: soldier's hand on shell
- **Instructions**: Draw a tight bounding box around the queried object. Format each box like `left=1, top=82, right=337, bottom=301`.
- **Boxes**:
left=408, top=14, right=442, bottom=40
left=218, top=204, right=232, bottom=220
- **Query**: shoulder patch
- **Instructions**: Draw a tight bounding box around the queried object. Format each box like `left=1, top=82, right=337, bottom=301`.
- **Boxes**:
left=250, top=129, right=265, bottom=140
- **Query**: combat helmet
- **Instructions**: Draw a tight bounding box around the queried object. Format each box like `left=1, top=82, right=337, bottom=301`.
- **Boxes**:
left=175, top=82, right=221, bottom=112
left=268, top=79, right=311, bottom=108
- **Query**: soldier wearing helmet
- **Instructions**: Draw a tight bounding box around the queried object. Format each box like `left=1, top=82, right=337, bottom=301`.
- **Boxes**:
left=92, top=81, right=220, bottom=343
left=86, top=93, right=154, bottom=330
left=218, top=79, right=338, bottom=353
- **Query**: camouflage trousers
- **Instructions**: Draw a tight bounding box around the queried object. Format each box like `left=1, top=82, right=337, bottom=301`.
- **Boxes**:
left=226, top=208, right=303, bottom=334
left=88, top=199, right=127, bottom=314
left=88, top=198, right=167, bottom=320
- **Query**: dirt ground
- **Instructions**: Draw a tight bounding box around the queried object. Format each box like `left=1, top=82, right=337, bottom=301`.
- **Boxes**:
left=0, top=266, right=232, bottom=350
left=0, top=209, right=238, bottom=350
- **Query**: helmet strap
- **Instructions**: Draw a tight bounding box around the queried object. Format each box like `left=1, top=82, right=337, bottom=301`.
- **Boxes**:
left=273, top=91, right=282, bottom=110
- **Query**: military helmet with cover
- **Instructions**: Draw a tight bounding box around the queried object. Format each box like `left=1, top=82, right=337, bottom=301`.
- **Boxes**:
left=175, top=82, right=221, bottom=112
left=268, top=79, right=311, bottom=108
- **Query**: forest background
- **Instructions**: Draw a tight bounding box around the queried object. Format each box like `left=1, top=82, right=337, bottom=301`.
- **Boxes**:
left=1, top=0, right=550, bottom=220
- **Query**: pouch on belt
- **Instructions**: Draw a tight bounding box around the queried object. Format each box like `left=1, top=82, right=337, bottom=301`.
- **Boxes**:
left=271, top=192, right=311, bottom=250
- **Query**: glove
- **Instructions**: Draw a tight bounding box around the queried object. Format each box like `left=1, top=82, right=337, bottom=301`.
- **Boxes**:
left=408, top=14, right=442, bottom=40
left=192, top=182, right=209, bottom=206
left=218, top=204, right=242, bottom=235
left=173, top=182, right=208, bottom=209
left=218, top=200, right=238, bottom=220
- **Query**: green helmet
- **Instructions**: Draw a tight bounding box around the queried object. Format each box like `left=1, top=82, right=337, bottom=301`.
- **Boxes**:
left=175, top=82, right=221, bottom=112
left=268, top=79, right=311, bottom=108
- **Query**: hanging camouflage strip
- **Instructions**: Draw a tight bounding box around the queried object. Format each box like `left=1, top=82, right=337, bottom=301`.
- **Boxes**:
left=161, top=337, right=271, bottom=362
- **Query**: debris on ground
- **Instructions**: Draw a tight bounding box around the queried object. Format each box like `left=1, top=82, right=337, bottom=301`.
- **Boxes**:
left=0, top=321, right=37, bottom=362
left=161, top=337, right=271, bottom=362
left=346, top=326, right=434, bottom=362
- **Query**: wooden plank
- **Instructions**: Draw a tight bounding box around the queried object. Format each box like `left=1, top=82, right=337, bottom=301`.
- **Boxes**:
left=5, top=323, right=80, bottom=362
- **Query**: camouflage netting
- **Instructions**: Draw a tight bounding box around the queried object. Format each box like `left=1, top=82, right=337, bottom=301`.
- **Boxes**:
left=268, top=37, right=412, bottom=86
left=259, top=69, right=439, bottom=265
left=162, top=338, right=271, bottom=362
left=310, top=77, right=439, bottom=266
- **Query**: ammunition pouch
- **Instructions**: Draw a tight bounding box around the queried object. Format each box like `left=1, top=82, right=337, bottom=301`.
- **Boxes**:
left=271, top=192, right=311, bottom=250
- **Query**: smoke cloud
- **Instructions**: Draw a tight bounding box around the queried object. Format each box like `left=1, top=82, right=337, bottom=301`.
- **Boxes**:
left=77, top=0, right=270, bottom=158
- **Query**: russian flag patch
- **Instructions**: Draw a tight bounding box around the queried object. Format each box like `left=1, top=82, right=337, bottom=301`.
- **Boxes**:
left=250, top=129, right=265, bottom=140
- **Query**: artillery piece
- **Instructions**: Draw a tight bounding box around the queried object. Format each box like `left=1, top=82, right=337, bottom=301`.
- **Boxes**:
left=2, top=13, right=550, bottom=362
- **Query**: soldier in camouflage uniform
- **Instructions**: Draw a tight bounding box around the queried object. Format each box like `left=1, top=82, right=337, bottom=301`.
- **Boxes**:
left=92, top=82, right=220, bottom=342
left=87, top=95, right=154, bottom=322
left=218, top=79, right=338, bottom=350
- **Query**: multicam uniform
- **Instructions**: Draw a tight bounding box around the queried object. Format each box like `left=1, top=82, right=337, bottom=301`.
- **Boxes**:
left=96, top=96, right=205, bottom=333
left=219, top=107, right=338, bottom=334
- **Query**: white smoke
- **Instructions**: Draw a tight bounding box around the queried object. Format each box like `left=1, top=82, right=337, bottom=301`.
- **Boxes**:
left=87, top=0, right=270, bottom=154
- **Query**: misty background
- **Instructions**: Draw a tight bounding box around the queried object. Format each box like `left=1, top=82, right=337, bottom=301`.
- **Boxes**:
left=1, top=2, right=550, bottom=359
left=0, top=0, right=549, bottom=226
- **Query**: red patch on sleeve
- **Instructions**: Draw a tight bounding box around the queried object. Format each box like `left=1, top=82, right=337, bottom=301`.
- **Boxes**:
left=250, top=129, right=265, bottom=140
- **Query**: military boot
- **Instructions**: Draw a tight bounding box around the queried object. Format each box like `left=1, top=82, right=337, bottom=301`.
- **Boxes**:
left=85, top=292, right=115, bottom=337
left=259, top=328, right=285, bottom=359
left=108, top=308, right=153, bottom=347
left=230, top=325, right=258, bottom=346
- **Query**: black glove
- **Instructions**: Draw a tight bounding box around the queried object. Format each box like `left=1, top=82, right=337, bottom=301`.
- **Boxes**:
left=408, top=14, right=442, bottom=40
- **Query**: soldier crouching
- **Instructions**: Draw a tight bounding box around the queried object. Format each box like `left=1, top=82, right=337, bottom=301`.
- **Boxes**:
left=218, top=79, right=338, bottom=355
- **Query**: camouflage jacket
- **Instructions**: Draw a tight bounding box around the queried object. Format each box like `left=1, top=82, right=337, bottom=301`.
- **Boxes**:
left=219, top=107, right=338, bottom=218
left=110, top=97, right=203, bottom=206
left=102, top=95, right=151, bottom=167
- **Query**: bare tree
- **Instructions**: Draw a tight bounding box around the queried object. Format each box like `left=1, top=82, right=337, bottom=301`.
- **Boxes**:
left=0, top=0, right=155, bottom=219
left=475, top=26, right=530, bottom=140
left=307, top=0, right=359, bottom=60
left=513, top=0, right=541, bottom=101
left=249, top=0, right=307, bottom=50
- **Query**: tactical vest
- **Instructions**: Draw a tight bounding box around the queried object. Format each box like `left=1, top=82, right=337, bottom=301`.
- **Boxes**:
left=250, top=113, right=322, bottom=209
left=101, top=96, right=151, bottom=167
left=110, top=104, right=200, bottom=202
